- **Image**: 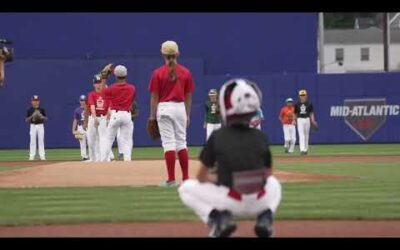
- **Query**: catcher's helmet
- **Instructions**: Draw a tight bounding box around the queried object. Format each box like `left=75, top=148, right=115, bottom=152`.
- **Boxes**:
left=219, top=78, right=262, bottom=125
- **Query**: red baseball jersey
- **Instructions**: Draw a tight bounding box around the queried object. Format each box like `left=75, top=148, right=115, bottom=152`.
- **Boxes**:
left=148, top=64, right=195, bottom=102
left=103, top=82, right=136, bottom=111
left=87, top=91, right=109, bottom=116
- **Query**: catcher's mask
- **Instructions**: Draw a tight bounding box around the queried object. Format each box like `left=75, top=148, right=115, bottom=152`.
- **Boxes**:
left=219, top=78, right=262, bottom=126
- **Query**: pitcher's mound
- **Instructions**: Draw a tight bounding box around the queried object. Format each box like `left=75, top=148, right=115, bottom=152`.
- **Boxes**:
left=0, top=160, right=350, bottom=188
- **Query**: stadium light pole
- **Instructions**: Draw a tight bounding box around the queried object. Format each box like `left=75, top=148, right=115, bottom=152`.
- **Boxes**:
left=318, top=13, right=325, bottom=74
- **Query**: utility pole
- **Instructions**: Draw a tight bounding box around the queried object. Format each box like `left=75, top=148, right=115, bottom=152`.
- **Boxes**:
left=383, top=13, right=390, bottom=72
left=318, top=13, right=325, bottom=74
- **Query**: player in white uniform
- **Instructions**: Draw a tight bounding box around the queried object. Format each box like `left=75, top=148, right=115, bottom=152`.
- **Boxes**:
left=101, top=65, right=136, bottom=162
left=294, top=89, right=317, bottom=155
left=72, top=95, right=89, bottom=161
left=204, top=89, right=222, bottom=141
left=86, top=75, right=111, bottom=162
left=26, top=95, right=48, bottom=161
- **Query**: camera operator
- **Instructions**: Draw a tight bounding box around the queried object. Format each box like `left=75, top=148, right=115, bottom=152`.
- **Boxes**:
left=0, top=54, right=4, bottom=87
left=0, top=39, right=14, bottom=87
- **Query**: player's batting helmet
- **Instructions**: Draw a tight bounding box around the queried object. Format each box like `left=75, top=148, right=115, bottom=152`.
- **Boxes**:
left=219, top=78, right=262, bottom=125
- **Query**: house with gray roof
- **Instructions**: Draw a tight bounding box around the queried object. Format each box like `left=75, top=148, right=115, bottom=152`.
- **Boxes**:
left=322, top=27, right=400, bottom=73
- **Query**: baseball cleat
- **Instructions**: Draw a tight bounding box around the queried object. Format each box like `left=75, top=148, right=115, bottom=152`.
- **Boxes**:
left=254, top=209, right=274, bottom=238
left=81, top=157, right=89, bottom=161
left=118, top=153, right=124, bottom=161
left=159, top=180, right=177, bottom=188
left=284, top=148, right=289, bottom=153
left=208, top=210, right=237, bottom=238
left=300, top=151, right=308, bottom=155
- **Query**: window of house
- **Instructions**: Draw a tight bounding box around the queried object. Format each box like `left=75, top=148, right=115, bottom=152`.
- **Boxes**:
left=335, top=48, right=344, bottom=63
left=361, top=47, right=370, bottom=61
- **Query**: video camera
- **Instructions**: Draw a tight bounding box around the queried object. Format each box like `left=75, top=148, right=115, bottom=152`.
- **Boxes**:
left=0, top=38, right=14, bottom=63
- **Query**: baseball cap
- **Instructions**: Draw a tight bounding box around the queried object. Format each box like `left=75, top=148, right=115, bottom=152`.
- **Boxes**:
left=209, top=89, right=218, bottom=95
left=285, top=97, right=294, bottom=103
left=161, top=41, right=179, bottom=55
left=79, top=95, right=86, bottom=101
left=299, top=89, right=307, bottom=96
left=114, top=65, right=128, bottom=77
left=31, top=95, right=40, bottom=101
left=93, top=74, right=102, bottom=84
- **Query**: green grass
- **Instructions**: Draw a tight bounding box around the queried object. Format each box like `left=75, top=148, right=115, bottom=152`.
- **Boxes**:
left=0, top=144, right=399, bottom=225
left=1, top=144, right=399, bottom=161
left=0, top=166, right=27, bottom=172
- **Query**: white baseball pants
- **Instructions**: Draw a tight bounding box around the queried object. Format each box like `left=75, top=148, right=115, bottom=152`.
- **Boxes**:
left=297, top=117, right=310, bottom=152
left=157, top=102, right=187, bottom=152
left=29, top=124, right=46, bottom=160
left=77, top=125, right=88, bottom=159
left=179, top=176, right=282, bottom=224
left=103, top=110, right=133, bottom=162
left=283, top=124, right=296, bottom=153
left=206, top=123, right=221, bottom=141
left=87, top=115, right=108, bottom=162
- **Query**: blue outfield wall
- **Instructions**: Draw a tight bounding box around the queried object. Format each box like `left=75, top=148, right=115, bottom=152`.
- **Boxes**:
left=0, top=13, right=399, bottom=148
left=1, top=59, right=400, bottom=148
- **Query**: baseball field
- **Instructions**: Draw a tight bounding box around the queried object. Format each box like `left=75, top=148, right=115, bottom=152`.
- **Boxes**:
left=0, top=144, right=400, bottom=237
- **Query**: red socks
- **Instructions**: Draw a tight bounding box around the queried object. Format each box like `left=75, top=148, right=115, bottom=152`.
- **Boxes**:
left=164, top=151, right=176, bottom=182
left=164, top=149, right=189, bottom=181
left=178, top=149, right=189, bottom=180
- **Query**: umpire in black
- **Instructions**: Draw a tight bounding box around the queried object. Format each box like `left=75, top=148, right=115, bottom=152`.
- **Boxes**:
left=178, top=79, right=282, bottom=238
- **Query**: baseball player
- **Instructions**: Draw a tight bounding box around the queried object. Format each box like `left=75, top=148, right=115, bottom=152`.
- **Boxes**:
left=101, top=65, right=136, bottom=162
left=116, top=101, right=139, bottom=160
left=86, top=75, right=111, bottom=162
left=72, top=95, right=89, bottom=161
left=25, top=95, right=48, bottom=160
left=249, top=107, right=264, bottom=130
left=294, top=89, right=318, bottom=155
left=204, top=89, right=222, bottom=141
left=148, top=40, right=195, bottom=187
left=178, top=78, right=282, bottom=238
left=279, top=98, right=296, bottom=154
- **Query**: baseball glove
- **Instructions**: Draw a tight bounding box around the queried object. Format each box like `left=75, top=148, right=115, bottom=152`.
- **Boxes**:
left=74, top=132, right=85, bottom=140
left=146, top=119, right=160, bottom=140
left=100, top=63, right=114, bottom=79
left=311, top=120, right=319, bottom=131
left=32, top=110, right=44, bottom=122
